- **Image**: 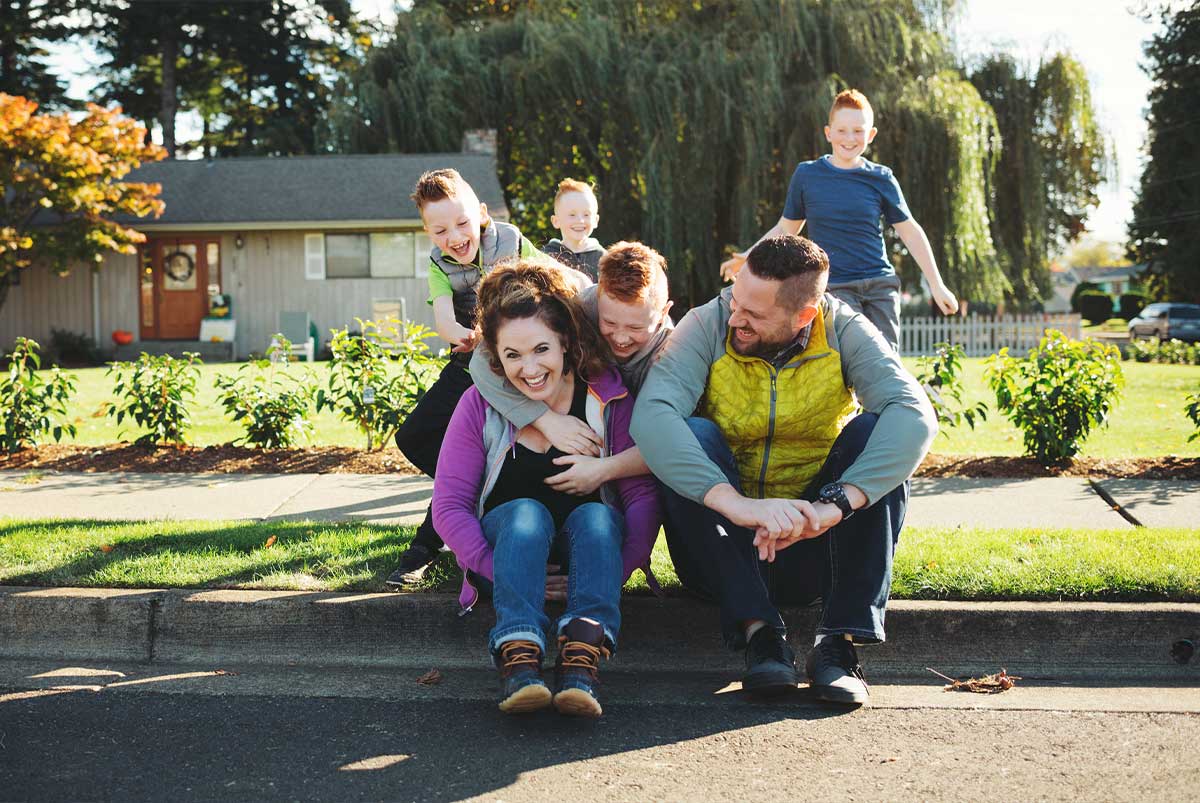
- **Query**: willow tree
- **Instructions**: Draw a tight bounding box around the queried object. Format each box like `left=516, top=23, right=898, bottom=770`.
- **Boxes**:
left=328, top=0, right=1098, bottom=308
left=971, top=53, right=1108, bottom=306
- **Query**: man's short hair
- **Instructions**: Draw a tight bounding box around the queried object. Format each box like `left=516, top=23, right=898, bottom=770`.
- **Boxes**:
left=829, top=88, right=874, bottom=124
left=411, top=168, right=474, bottom=211
left=554, top=178, right=597, bottom=208
left=744, top=235, right=829, bottom=312
left=598, top=241, right=668, bottom=306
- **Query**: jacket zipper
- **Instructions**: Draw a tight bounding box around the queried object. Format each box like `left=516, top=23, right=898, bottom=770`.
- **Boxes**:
left=757, top=368, right=778, bottom=499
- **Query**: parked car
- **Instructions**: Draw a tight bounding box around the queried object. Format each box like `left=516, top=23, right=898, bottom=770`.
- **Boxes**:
left=1128, top=302, right=1200, bottom=342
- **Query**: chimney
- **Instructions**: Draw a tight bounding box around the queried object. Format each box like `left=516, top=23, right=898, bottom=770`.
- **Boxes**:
left=461, top=129, right=497, bottom=156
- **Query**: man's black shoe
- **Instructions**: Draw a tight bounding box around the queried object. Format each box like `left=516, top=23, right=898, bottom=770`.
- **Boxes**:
left=384, top=543, right=439, bottom=588
left=742, top=627, right=799, bottom=696
left=805, top=637, right=870, bottom=705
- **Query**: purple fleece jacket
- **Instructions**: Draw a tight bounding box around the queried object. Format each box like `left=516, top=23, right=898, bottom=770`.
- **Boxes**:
left=432, top=367, right=662, bottom=611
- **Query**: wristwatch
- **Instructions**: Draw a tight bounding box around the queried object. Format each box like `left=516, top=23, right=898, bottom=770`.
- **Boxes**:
left=818, top=482, right=855, bottom=521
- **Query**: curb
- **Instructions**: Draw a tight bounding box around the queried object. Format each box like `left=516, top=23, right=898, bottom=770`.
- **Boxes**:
left=2, top=586, right=1197, bottom=681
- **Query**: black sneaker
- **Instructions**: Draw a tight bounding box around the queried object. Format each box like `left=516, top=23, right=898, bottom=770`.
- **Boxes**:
left=742, top=627, right=799, bottom=696
left=805, top=637, right=870, bottom=705
left=384, top=543, right=438, bottom=588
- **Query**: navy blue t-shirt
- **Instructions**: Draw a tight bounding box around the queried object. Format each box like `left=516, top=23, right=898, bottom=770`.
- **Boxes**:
left=781, top=155, right=911, bottom=283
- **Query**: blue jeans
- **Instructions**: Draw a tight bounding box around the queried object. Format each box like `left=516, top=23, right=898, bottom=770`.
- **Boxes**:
left=480, top=499, right=625, bottom=659
left=661, top=415, right=907, bottom=649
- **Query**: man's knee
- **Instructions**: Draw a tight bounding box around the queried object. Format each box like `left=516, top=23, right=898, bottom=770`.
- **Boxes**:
left=685, top=417, right=729, bottom=459
left=835, top=413, right=878, bottom=460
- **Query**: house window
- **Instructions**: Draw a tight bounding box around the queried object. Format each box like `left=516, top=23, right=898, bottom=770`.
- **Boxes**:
left=325, top=234, right=370, bottom=279
left=369, top=233, right=416, bottom=278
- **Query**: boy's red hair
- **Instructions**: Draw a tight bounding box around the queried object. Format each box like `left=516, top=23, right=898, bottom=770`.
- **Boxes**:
left=554, top=178, right=596, bottom=207
left=599, top=241, right=668, bottom=305
left=829, top=89, right=874, bottom=124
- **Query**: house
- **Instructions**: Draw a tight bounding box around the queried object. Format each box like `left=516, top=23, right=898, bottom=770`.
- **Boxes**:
left=2, top=149, right=508, bottom=360
left=1044, top=263, right=1145, bottom=313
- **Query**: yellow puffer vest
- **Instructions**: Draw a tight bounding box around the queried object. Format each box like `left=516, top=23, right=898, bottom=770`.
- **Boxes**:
left=698, top=306, right=859, bottom=499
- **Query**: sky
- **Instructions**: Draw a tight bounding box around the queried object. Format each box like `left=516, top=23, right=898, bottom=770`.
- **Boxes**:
left=43, top=0, right=1161, bottom=245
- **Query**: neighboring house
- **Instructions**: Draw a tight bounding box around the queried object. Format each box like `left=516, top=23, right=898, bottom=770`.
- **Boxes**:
left=2, top=149, right=508, bottom=360
left=1044, top=264, right=1145, bottom=313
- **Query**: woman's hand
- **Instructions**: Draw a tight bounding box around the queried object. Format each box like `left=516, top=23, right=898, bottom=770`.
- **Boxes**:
left=545, top=564, right=567, bottom=601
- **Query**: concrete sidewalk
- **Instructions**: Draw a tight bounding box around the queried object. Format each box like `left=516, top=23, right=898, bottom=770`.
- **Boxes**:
left=1, top=469, right=1196, bottom=529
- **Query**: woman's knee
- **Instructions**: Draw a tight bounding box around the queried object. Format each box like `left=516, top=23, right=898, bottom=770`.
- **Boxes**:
left=496, top=499, right=555, bottom=547
left=564, top=503, right=623, bottom=547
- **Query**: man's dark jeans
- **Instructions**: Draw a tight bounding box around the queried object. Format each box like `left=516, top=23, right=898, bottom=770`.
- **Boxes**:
left=661, top=414, right=907, bottom=650
left=394, top=358, right=474, bottom=552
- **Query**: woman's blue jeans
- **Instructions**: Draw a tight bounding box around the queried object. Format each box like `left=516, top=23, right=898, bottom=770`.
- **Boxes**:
left=480, top=499, right=624, bottom=659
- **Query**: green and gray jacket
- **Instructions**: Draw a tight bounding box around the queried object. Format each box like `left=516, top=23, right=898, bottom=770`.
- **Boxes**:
left=426, top=220, right=538, bottom=329
left=630, top=288, right=936, bottom=506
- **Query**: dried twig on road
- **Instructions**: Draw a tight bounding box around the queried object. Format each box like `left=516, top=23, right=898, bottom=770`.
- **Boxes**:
left=927, top=667, right=1020, bottom=693
left=415, top=669, right=442, bottom=686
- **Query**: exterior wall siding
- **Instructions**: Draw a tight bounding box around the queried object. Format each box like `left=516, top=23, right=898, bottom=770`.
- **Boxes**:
left=2, top=232, right=438, bottom=360
left=225, top=231, right=436, bottom=359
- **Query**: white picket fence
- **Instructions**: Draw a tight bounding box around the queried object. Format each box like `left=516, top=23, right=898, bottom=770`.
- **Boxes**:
left=901, top=314, right=1083, bottom=357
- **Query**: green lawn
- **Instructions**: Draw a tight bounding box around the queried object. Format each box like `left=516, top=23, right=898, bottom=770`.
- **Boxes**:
left=2, top=519, right=1197, bottom=601
left=900, top=358, right=1200, bottom=458
left=40, top=358, right=1200, bottom=458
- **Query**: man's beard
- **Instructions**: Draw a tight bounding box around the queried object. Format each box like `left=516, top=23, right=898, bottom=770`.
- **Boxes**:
left=730, top=326, right=795, bottom=359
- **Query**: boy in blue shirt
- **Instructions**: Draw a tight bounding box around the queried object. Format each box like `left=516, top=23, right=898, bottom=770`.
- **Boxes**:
left=721, top=89, right=958, bottom=349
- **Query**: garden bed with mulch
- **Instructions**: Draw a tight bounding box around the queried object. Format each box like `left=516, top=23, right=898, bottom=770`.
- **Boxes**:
left=1, top=444, right=1198, bottom=480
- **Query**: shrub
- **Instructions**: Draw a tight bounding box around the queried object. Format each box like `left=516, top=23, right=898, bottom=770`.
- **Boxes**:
left=1118, top=292, right=1150, bottom=321
left=214, top=337, right=318, bottom=448
left=914, top=342, right=988, bottom=435
left=316, top=318, right=443, bottom=451
left=1077, top=290, right=1114, bottom=325
left=985, top=329, right=1124, bottom=466
left=106, top=352, right=202, bottom=446
left=1123, top=338, right=1199, bottom=365
left=1069, top=281, right=1102, bottom=313
left=1186, top=390, right=1200, bottom=443
left=48, top=328, right=106, bottom=367
left=0, top=337, right=77, bottom=452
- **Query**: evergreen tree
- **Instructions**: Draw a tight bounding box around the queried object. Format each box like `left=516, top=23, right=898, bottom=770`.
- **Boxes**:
left=0, top=0, right=73, bottom=107
left=1129, top=1, right=1200, bottom=302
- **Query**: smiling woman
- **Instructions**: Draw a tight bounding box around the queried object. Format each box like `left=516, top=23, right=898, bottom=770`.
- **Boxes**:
left=431, top=258, right=662, bottom=719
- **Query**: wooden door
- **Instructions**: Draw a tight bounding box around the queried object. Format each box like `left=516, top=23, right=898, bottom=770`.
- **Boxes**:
left=140, top=238, right=215, bottom=340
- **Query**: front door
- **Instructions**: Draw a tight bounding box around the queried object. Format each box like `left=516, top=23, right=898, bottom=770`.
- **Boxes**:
left=140, top=238, right=218, bottom=340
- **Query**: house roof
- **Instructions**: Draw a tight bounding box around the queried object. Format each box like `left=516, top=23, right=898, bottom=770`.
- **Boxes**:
left=1070, top=264, right=1144, bottom=283
left=107, top=153, right=508, bottom=229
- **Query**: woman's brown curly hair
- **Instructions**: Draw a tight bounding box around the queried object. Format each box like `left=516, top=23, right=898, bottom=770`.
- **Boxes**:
left=476, top=258, right=611, bottom=381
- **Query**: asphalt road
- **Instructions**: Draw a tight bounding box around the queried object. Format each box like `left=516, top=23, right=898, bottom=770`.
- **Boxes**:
left=2, top=663, right=1198, bottom=802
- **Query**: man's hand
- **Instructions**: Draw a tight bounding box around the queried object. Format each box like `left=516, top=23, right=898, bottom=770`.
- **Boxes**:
left=756, top=501, right=844, bottom=559
left=449, top=325, right=481, bottom=353
left=704, top=484, right=819, bottom=561
left=545, top=564, right=567, bottom=601
left=546, top=454, right=610, bottom=495
left=719, top=251, right=747, bottom=283
left=535, top=411, right=602, bottom=456
left=930, top=282, right=959, bottom=316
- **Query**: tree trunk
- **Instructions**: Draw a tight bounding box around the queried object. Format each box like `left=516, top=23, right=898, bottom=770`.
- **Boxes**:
left=160, top=24, right=178, bottom=158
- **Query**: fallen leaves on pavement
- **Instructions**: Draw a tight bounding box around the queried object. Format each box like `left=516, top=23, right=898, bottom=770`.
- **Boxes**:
left=416, top=669, right=443, bottom=686
left=927, top=667, right=1021, bottom=693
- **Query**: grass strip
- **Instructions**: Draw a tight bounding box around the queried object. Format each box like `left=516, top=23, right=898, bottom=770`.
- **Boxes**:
left=2, top=519, right=1197, bottom=602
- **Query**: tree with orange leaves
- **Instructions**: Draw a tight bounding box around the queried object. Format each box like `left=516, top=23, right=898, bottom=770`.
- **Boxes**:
left=0, top=93, right=166, bottom=317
